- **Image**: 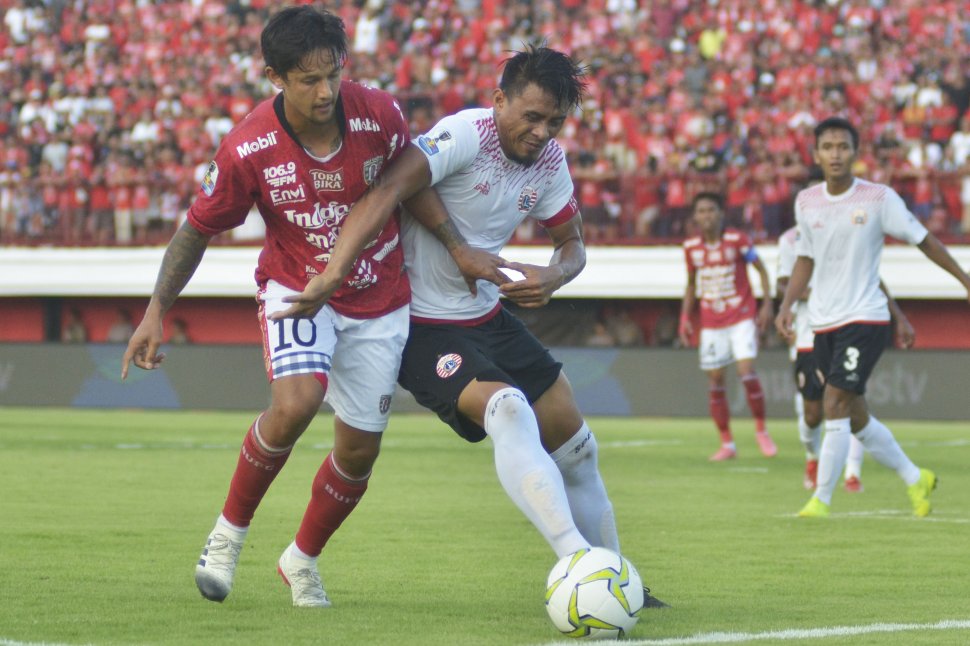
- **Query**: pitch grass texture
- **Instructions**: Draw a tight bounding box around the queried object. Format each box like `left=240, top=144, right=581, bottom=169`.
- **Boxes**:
left=1, top=408, right=968, bottom=646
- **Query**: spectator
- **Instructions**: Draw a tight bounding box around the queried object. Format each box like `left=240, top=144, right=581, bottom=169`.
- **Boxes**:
left=61, top=307, right=88, bottom=343
left=106, top=308, right=134, bottom=344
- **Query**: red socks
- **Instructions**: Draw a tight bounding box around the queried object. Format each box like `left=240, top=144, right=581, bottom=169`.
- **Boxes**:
left=222, top=420, right=292, bottom=527
left=708, top=386, right=732, bottom=442
left=295, top=452, right=369, bottom=558
left=742, top=374, right=767, bottom=433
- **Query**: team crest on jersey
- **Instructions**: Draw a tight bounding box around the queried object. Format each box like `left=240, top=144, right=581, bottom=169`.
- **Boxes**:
left=311, top=169, right=343, bottom=191
left=851, top=209, right=867, bottom=225
left=517, top=186, right=539, bottom=213
left=201, top=161, right=218, bottom=196
left=435, top=353, right=462, bottom=378
left=379, top=394, right=392, bottom=414
left=362, top=156, right=384, bottom=185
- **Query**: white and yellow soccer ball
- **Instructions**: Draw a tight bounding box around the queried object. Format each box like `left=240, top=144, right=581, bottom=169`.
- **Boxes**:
left=545, top=547, right=644, bottom=640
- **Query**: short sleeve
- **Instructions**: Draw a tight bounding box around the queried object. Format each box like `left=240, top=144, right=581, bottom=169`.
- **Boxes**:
left=415, top=115, right=480, bottom=186
left=186, top=145, right=256, bottom=236
left=881, top=187, right=928, bottom=245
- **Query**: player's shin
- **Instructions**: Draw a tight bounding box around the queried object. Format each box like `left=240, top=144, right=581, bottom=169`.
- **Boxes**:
left=485, top=388, right=589, bottom=558
left=815, top=419, right=851, bottom=504
left=551, top=423, right=620, bottom=552
left=222, top=416, right=293, bottom=526
left=294, top=451, right=369, bottom=557
left=854, top=416, right=920, bottom=485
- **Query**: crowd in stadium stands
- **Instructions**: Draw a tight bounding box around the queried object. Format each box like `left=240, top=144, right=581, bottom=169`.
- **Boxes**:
left=1, top=0, right=969, bottom=247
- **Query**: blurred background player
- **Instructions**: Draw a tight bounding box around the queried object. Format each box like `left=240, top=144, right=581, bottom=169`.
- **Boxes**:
left=679, top=192, right=776, bottom=461
left=778, top=117, right=970, bottom=518
left=776, top=225, right=915, bottom=491
left=121, top=6, right=453, bottom=607
left=274, top=45, right=668, bottom=608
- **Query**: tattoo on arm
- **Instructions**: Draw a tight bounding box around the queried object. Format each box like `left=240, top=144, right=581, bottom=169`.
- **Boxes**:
left=431, top=219, right=467, bottom=251
left=153, top=225, right=209, bottom=312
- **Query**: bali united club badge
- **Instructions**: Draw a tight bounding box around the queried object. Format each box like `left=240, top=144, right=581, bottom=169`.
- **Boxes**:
left=435, top=353, right=462, bottom=379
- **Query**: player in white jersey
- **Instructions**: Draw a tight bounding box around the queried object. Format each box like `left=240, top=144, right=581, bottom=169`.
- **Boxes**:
left=278, top=45, right=668, bottom=608
left=777, top=117, right=970, bottom=518
left=776, top=225, right=914, bottom=491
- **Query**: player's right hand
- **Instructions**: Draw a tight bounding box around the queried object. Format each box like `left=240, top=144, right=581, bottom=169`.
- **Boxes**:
left=774, top=307, right=795, bottom=343
left=451, top=245, right=509, bottom=296
left=677, top=317, right=693, bottom=348
left=270, top=273, right=342, bottom=320
left=121, top=316, right=166, bottom=379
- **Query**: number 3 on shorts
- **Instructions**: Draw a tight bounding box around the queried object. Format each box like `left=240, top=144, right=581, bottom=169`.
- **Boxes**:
left=843, top=346, right=860, bottom=371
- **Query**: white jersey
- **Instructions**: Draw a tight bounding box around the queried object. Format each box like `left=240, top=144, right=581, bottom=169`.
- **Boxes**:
left=776, top=226, right=814, bottom=358
left=404, top=108, right=579, bottom=320
left=794, top=178, right=927, bottom=331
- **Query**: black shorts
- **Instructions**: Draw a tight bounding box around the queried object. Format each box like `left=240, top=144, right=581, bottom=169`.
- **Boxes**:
left=812, top=323, right=891, bottom=395
left=793, top=350, right=825, bottom=401
left=398, top=308, right=563, bottom=443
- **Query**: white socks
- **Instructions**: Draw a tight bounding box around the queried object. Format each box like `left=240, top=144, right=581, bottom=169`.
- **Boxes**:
left=484, top=388, right=589, bottom=558
left=815, top=418, right=851, bottom=504
left=855, top=416, right=920, bottom=485
left=844, top=434, right=864, bottom=480
left=551, top=423, right=620, bottom=552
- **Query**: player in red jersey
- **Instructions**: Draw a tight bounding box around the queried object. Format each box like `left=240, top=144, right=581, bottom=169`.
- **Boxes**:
left=121, top=7, right=451, bottom=608
left=679, top=192, right=777, bottom=461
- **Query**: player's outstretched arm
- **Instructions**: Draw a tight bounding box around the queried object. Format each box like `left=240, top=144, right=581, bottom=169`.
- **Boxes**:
left=752, top=256, right=774, bottom=333
left=916, top=233, right=970, bottom=302
left=121, top=221, right=211, bottom=378
left=499, top=215, right=585, bottom=308
left=403, top=187, right=509, bottom=296
left=678, top=269, right=697, bottom=347
left=271, top=145, right=433, bottom=320
left=775, top=256, right=814, bottom=342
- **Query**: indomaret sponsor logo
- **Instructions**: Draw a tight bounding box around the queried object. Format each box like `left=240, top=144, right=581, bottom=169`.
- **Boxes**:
left=284, top=201, right=352, bottom=230
left=236, top=130, right=279, bottom=158
left=348, top=117, right=381, bottom=133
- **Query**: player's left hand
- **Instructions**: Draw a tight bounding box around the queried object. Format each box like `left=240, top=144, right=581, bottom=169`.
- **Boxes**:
left=270, top=273, right=343, bottom=320
left=498, top=261, right=563, bottom=308
left=896, top=317, right=916, bottom=349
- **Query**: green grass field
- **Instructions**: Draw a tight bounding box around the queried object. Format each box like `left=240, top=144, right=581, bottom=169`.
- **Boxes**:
left=1, top=407, right=968, bottom=646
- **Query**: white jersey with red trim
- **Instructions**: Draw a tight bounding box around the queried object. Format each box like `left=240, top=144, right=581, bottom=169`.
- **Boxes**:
left=403, top=108, right=579, bottom=321
left=777, top=226, right=814, bottom=358
left=794, top=178, right=927, bottom=331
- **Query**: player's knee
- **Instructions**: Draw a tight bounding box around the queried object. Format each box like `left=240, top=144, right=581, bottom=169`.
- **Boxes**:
left=484, top=387, right=537, bottom=441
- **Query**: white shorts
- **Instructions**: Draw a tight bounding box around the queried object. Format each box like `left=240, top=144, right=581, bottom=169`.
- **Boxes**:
left=259, top=280, right=409, bottom=433
left=698, top=318, right=758, bottom=371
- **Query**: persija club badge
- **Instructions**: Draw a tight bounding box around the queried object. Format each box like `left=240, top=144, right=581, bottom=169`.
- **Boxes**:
left=436, top=353, right=462, bottom=378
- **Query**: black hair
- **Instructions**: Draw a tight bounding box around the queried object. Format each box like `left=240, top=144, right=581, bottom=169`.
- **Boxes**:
left=260, top=6, right=348, bottom=79
left=813, top=116, right=859, bottom=150
left=499, top=44, right=587, bottom=111
left=691, top=191, right=724, bottom=211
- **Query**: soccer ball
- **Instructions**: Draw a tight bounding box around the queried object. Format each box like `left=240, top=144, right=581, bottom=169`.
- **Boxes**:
left=545, top=547, right=644, bottom=640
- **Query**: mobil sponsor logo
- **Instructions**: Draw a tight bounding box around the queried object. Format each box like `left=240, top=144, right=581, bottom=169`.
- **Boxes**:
left=270, top=184, right=306, bottom=206
left=311, top=168, right=344, bottom=191
left=236, top=130, right=278, bottom=158
left=284, top=200, right=352, bottom=230
left=348, top=117, right=381, bottom=133
left=263, top=161, right=296, bottom=188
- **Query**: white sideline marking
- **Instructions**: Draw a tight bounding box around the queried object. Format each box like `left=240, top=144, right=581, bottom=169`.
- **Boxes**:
left=1, top=640, right=93, bottom=646
left=602, top=440, right=684, bottom=448
left=777, top=509, right=970, bottom=524
left=540, top=619, right=970, bottom=646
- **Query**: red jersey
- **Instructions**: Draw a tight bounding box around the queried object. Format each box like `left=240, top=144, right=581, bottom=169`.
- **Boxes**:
left=187, top=81, right=411, bottom=319
left=683, top=228, right=759, bottom=329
